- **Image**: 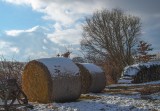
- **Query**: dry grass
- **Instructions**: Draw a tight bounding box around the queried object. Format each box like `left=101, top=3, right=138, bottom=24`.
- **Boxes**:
left=105, top=84, right=160, bottom=95
left=136, top=85, right=160, bottom=95
left=103, top=63, right=117, bottom=85
left=103, top=89, right=139, bottom=95
left=0, top=58, right=25, bottom=85
left=103, top=62, right=123, bottom=85
left=79, top=94, right=101, bottom=100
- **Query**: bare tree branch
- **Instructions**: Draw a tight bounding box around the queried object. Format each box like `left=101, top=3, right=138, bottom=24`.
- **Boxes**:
left=81, top=8, right=141, bottom=79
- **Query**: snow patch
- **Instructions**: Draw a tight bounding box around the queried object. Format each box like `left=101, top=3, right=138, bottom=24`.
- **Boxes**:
left=29, top=92, right=160, bottom=111
left=109, top=80, right=160, bottom=87
left=122, top=61, right=160, bottom=77
left=118, top=79, right=133, bottom=84
left=36, top=57, right=79, bottom=77
left=80, top=63, right=104, bottom=74
left=118, top=61, right=160, bottom=83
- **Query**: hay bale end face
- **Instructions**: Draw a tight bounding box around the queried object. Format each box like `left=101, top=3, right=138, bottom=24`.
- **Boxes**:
left=76, top=63, right=92, bottom=94
left=22, top=57, right=81, bottom=103
left=78, top=63, right=106, bottom=93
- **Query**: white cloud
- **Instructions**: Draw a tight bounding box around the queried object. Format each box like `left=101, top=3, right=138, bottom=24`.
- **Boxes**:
left=5, top=26, right=48, bottom=36
left=3, top=0, right=26, bottom=5
left=3, top=0, right=46, bottom=9
left=54, top=22, right=63, bottom=32
left=0, top=40, right=20, bottom=55
left=1, top=25, right=66, bottom=61
left=4, top=0, right=107, bottom=25
left=2, top=1, right=107, bottom=59
left=47, top=23, right=82, bottom=45
left=5, top=30, right=24, bottom=36
left=24, top=48, right=50, bottom=60
left=10, top=47, right=20, bottom=53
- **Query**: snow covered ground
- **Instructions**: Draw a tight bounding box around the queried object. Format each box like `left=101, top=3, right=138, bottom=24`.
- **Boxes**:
left=1, top=90, right=159, bottom=111
left=28, top=92, right=160, bottom=111
left=1, top=80, right=159, bottom=111
left=108, top=80, right=160, bottom=87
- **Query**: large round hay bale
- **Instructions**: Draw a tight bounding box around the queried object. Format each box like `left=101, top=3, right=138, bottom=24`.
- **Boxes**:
left=22, top=57, right=81, bottom=103
left=77, top=63, right=106, bottom=93
left=76, top=63, right=92, bottom=94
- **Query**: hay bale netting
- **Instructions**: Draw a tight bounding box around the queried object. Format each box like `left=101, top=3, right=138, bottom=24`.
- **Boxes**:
left=22, top=57, right=81, bottom=103
left=77, top=63, right=106, bottom=93
left=75, top=63, right=92, bottom=94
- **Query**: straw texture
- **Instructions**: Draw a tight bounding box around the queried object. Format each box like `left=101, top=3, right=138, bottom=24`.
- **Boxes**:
left=77, top=63, right=106, bottom=93
left=22, top=58, right=81, bottom=103
left=76, top=63, right=92, bottom=94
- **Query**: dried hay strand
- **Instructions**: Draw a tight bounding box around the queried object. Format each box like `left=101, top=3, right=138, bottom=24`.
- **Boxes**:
left=76, top=63, right=92, bottom=94
left=22, top=58, right=81, bottom=103
left=80, top=94, right=101, bottom=100
left=79, top=63, right=106, bottom=93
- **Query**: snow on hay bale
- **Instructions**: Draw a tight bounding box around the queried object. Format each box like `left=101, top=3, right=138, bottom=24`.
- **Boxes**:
left=76, top=63, right=106, bottom=93
left=22, top=57, right=81, bottom=103
left=118, top=61, right=160, bottom=84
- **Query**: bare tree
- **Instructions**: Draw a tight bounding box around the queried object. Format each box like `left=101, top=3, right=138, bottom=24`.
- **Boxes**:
left=81, top=9, right=141, bottom=79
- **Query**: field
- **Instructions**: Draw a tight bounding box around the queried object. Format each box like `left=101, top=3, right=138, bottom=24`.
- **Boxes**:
left=0, top=61, right=159, bottom=111
left=16, top=81, right=160, bottom=111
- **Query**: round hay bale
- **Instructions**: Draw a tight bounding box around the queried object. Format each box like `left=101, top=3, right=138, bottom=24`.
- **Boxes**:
left=78, top=63, right=106, bottom=93
left=76, top=63, right=92, bottom=94
left=22, top=57, right=81, bottom=103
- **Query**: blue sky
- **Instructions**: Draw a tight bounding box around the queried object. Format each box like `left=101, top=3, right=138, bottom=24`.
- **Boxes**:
left=0, top=1, right=52, bottom=30
left=0, top=0, right=160, bottom=61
